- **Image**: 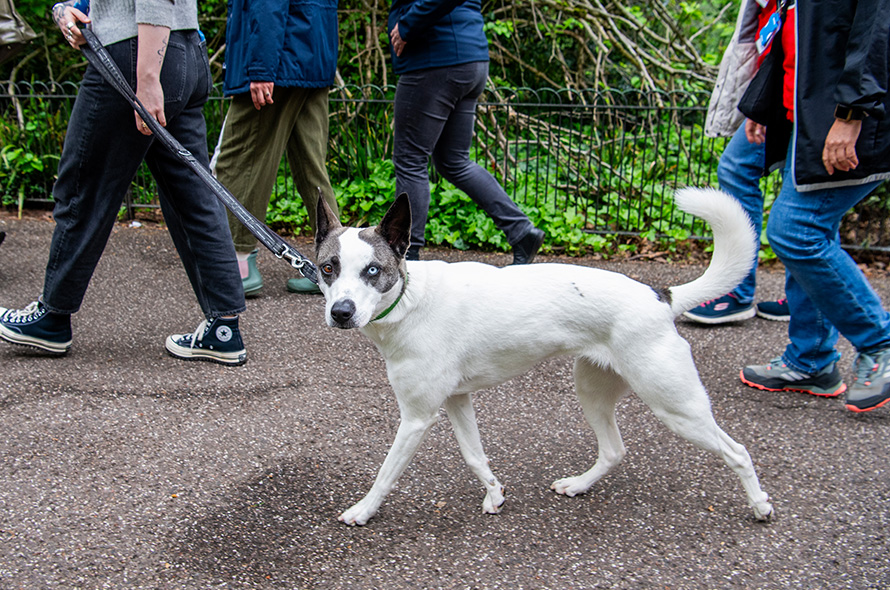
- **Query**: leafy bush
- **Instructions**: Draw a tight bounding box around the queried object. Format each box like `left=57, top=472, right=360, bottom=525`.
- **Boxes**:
left=0, top=100, right=66, bottom=210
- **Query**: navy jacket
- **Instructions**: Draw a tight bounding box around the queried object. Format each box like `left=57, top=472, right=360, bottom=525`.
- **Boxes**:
left=223, top=0, right=338, bottom=96
left=783, top=0, right=890, bottom=190
left=387, top=0, right=489, bottom=75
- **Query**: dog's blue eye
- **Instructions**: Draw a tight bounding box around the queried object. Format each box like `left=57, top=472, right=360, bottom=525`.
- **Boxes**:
left=367, top=266, right=379, bottom=276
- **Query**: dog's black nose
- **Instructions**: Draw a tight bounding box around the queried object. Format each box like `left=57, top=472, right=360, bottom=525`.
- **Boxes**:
left=331, top=299, right=356, bottom=324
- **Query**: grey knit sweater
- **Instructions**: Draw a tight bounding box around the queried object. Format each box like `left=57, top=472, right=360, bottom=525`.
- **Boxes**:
left=90, top=0, right=199, bottom=46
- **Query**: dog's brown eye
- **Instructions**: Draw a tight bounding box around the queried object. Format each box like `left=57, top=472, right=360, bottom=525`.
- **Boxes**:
left=321, top=264, right=334, bottom=275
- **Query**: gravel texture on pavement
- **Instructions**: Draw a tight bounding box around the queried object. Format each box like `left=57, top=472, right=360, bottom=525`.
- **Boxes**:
left=0, top=214, right=888, bottom=590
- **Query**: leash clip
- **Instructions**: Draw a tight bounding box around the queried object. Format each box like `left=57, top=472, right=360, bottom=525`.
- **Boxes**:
left=277, top=245, right=319, bottom=283
left=278, top=248, right=306, bottom=268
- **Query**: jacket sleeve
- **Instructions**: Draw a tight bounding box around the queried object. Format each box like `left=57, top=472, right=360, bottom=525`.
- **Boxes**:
left=397, top=0, right=469, bottom=41
left=705, top=0, right=761, bottom=138
left=833, top=0, right=890, bottom=118
left=246, top=0, right=289, bottom=82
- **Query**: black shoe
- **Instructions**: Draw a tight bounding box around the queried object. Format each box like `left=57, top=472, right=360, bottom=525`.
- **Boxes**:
left=755, top=298, right=790, bottom=321
left=165, top=316, right=246, bottom=366
left=405, top=245, right=421, bottom=261
left=511, top=228, right=544, bottom=265
left=0, top=301, right=72, bottom=354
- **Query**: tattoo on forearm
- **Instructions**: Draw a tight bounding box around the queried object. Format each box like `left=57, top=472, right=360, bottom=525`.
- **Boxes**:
left=157, top=38, right=168, bottom=66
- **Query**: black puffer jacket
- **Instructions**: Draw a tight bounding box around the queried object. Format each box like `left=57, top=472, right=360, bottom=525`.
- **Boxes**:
left=781, top=0, right=890, bottom=191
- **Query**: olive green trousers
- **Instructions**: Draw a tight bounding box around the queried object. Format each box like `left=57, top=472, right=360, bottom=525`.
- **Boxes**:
left=213, top=86, right=339, bottom=253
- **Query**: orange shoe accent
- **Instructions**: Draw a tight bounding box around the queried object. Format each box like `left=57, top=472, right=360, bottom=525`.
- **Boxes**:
left=845, top=396, right=890, bottom=413
left=739, top=370, right=846, bottom=397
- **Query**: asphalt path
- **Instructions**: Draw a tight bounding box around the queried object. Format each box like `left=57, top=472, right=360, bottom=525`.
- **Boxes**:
left=0, top=213, right=888, bottom=589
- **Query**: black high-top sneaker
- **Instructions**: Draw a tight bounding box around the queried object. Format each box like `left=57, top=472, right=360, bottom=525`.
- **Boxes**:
left=0, top=301, right=72, bottom=355
left=165, top=316, right=246, bottom=366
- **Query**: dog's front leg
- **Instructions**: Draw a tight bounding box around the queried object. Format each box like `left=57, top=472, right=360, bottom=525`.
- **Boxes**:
left=443, top=394, right=505, bottom=514
left=339, top=411, right=438, bottom=526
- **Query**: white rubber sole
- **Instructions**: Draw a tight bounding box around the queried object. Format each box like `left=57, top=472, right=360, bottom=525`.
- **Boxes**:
left=0, top=324, right=71, bottom=354
left=164, top=337, right=246, bottom=366
left=682, top=306, right=756, bottom=325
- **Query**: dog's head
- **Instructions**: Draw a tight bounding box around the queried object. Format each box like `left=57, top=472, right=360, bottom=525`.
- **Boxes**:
left=314, top=193, right=411, bottom=329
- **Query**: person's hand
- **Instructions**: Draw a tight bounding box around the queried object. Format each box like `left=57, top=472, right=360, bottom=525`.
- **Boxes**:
left=135, top=77, right=166, bottom=136
left=250, top=81, right=275, bottom=110
left=390, top=23, right=406, bottom=57
left=822, top=118, right=862, bottom=175
left=52, top=3, right=90, bottom=49
left=745, top=119, right=766, bottom=145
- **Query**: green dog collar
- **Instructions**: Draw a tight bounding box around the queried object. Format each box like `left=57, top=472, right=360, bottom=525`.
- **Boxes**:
left=372, top=273, right=410, bottom=322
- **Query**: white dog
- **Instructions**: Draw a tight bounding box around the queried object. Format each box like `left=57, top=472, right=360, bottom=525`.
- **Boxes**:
left=314, top=188, right=773, bottom=526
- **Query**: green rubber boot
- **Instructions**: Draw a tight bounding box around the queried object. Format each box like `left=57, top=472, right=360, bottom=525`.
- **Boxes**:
left=242, top=250, right=263, bottom=297
left=286, top=277, right=321, bottom=295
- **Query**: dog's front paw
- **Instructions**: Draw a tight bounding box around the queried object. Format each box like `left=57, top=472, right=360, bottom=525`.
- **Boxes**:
left=482, top=485, right=506, bottom=514
left=550, top=476, right=592, bottom=497
left=752, top=498, right=774, bottom=522
left=339, top=499, right=377, bottom=526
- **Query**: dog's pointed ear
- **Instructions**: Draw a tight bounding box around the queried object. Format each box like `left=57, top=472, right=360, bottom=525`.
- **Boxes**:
left=377, top=193, right=412, bottom=259
left=315, top=188, right=341, bottom=251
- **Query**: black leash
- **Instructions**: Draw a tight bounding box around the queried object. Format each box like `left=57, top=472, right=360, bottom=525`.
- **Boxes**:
left=79, top=28, right=317, bottom=284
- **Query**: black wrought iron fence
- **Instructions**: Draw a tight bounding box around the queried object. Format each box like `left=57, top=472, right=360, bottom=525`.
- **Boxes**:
left=2, top=81, right=888, bottom=250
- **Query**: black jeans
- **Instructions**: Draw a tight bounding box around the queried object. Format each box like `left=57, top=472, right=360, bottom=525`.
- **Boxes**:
left=393, top=61, right=534, bottom=249
left=44, top=31, right=245, bottom=319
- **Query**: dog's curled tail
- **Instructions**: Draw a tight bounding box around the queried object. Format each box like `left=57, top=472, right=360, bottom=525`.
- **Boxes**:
left=668, top=187, right=757, bottom=317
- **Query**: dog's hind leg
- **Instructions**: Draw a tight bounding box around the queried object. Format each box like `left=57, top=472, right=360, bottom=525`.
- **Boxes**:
left=552, top=357, right=630, bottom=497
left=647, top=400, right=772, bottom=521
left=339, top=408, right=439, bottom=526
left=623, top=342, right=773, bottom=521
left=443, top=394, right=506, bottom=514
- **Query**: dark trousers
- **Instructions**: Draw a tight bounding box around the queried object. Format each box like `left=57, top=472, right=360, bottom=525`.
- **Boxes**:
left=44, top=31, right=245, bottom=319
left=393, top=61, right=533, bottom=249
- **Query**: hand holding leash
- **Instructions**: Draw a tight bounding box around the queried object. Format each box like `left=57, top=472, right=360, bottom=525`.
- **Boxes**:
left=52, top=2, right=89, bottom=48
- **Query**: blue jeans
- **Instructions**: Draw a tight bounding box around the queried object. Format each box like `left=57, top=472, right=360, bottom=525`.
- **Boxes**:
left=44, top=32, right=245, bottom=319
left=717, top=124, right=766, bottom=304
left=393, top=61, right=534, bottom=248
left=767, top=145, right=890, bottom=373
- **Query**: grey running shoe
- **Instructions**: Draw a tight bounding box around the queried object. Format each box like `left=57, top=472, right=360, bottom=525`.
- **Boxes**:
left=165, top=317, right=246, bottom=366
left=740, top=357, right=846, bottom=397
left=0, top=301, right=72, bottom=355
left=845, top=349, right=890, bottom=413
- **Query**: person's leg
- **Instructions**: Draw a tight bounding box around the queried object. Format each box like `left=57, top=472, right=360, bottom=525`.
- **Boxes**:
left=42, top=38, right=153, bottom=315
left=716, top=124, right=766, bottom=304
left=282, top=87, right=338, bottom=293
left=213, top=92, right=294, bottom=254
left=145, top=32, right=245, bottom=321
left=0, top=38, right=161, bottom=354
left=393, top=67, right=458, bottom=251
left=283, top=86, right=339, bottom=234
left=742, top=174, right=886, bottom=402
left=430, top=61, right=535, bottom=248
left=145, top=33, right=246, bottom=366
left=766, top=167, right=887, bottom=374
